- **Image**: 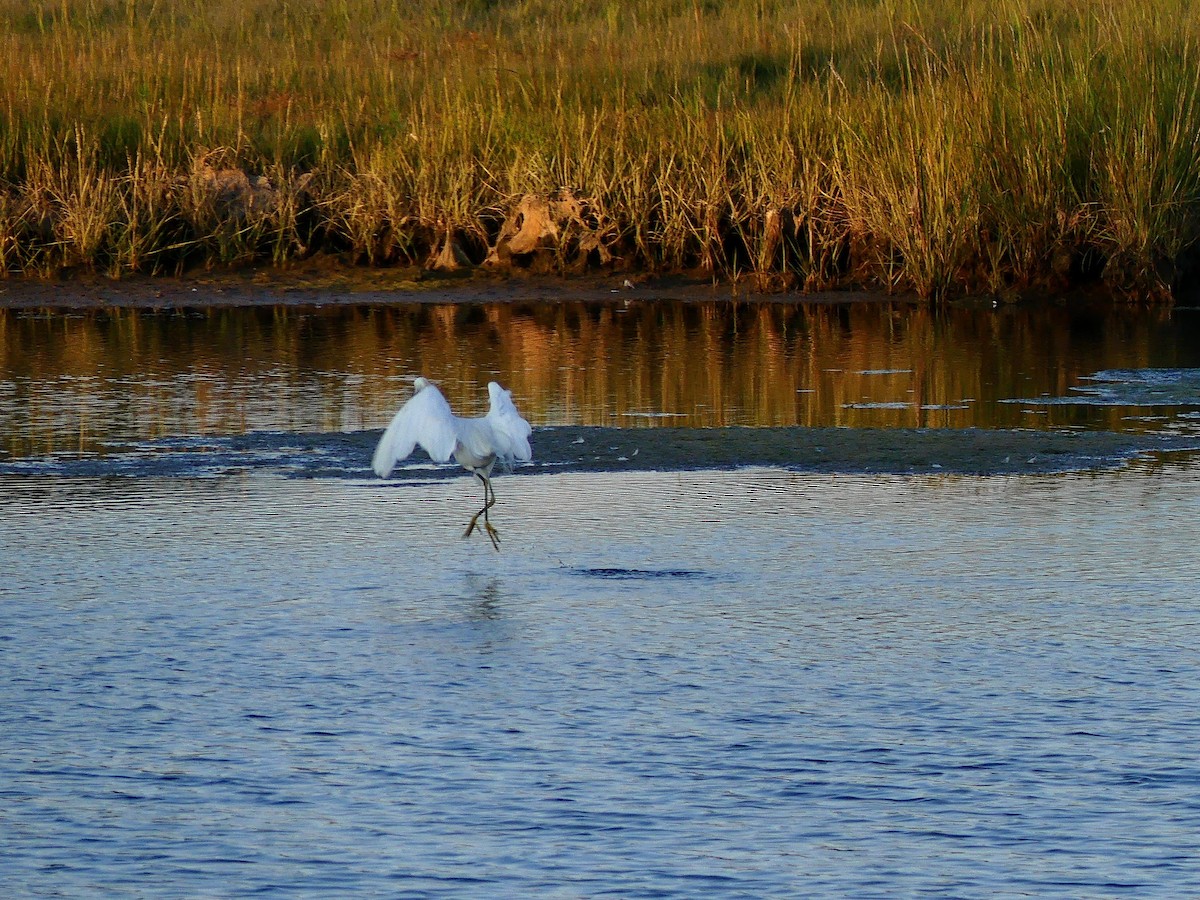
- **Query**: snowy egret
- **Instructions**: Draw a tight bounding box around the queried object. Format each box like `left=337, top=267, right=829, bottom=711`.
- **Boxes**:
left=372, top=378, right=532, bottom=550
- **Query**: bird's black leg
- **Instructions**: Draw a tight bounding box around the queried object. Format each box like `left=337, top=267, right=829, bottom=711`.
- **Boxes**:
left=482, top=476, right=496, bottom=523
left=463, top=473, right=487, bottom=537
left=464, top=473, right=500, bottom=550
left=481, top=475, right=500, bottom=550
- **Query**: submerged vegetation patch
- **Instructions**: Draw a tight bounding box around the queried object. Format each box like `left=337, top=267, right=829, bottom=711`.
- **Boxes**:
left=3, top=0, right=1200, bottom=299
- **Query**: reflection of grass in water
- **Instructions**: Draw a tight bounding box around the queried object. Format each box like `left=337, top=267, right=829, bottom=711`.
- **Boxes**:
left=3, top=1, right=1200, bottom=297
left=1, top=297, right=1187, bottom=461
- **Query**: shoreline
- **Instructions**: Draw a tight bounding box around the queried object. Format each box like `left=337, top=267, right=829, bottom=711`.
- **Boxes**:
left=0, top=264, right=1112, bottom=312
left=6, top=425, right=1199, bottom=480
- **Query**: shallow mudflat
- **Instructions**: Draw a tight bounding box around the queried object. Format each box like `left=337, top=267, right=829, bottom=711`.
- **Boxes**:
left=528, top=424, right=1200, bottom=476
left=5, top=424, right=1198, bottom=481
left=0, top=270, right=759, bottom=310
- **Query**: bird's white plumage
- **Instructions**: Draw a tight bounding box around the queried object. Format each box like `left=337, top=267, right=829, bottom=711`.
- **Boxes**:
left=483, top=381, right=533, bottom=462
left=371, top=377, right=532, bottom=478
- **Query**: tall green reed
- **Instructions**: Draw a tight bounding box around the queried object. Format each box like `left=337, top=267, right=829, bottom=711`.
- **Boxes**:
left=0, top=0, right=1197, bottom=298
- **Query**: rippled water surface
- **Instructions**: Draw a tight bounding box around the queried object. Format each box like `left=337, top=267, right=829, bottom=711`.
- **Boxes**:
left=4, top=295, right=1200, bottom=896
left=5, top=466, right=1200, bottom=897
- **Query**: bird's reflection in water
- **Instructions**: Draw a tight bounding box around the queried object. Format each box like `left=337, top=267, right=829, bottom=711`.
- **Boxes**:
left=466, top=575, right=504, bottom=620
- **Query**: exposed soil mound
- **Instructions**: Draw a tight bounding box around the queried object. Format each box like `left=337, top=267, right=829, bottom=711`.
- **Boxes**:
left=482, top=191, right=615, bottom=273
left=192, top=160, right=277, bottom=218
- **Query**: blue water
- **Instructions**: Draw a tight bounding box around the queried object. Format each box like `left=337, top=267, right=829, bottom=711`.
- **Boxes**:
left=6, top=299, right=1200, bottom=895
left=4, top=463, right=1200, bottom=897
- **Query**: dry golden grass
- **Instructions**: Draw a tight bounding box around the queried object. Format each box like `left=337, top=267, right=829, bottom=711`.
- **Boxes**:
left=1, top=0, right=1199, bottom=298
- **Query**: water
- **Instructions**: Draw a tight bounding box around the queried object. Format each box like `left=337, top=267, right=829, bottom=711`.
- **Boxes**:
left=4, top=467, right=1200, bottom=896
left=4, top=299, right=1200, bottom=459
left=4, top=295, right=1200, bottom=896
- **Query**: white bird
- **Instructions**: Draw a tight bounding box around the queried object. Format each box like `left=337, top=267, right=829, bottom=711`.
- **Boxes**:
left=372, top=377, right=532, bottom=550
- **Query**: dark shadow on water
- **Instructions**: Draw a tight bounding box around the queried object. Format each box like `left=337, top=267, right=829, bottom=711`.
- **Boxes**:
left=466, top=576, right=503, bottom=620
left=572, top=567, right=714, bottom=581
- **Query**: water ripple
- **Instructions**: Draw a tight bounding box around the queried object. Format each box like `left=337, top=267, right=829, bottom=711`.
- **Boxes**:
left=4, top=463, right=1200, bottom=896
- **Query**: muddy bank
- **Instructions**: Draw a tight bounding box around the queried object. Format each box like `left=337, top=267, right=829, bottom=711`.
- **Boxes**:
left=9, top=426, right=1197, bottom=480
left=0, top=266, right=1063, bottom=312
left=529, top=426, right=1200, bottom=477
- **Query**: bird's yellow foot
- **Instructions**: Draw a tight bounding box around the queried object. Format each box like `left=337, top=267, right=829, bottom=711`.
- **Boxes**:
left=463, top=511, right=500, bottom=551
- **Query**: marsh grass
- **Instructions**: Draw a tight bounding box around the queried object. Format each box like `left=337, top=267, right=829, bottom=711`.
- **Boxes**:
left=2, top=0, right=1200, bottom=298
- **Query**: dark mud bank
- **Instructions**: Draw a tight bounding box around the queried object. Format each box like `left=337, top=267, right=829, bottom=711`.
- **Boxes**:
left=7, top=426, right=1197, bottom=480
left=530, top=426, right=1199, bottom=476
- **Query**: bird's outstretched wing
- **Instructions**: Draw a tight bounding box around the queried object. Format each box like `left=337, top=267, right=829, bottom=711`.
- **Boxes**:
left=372, top=381, right=459, bottom=477
left=484, top=382, right=533, bottom=462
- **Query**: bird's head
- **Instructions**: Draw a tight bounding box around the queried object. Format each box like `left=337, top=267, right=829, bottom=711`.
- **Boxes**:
left=413, top=376, right=432, bottom=392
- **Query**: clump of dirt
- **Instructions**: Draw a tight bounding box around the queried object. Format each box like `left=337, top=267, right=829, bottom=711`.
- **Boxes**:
left=193, top=164, right=277, bottom=217
left=478, top=190, right=616, bottom=273
left=189, top=153, right=315, bottom=223
left=426, top=229, right=473, bottom=271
